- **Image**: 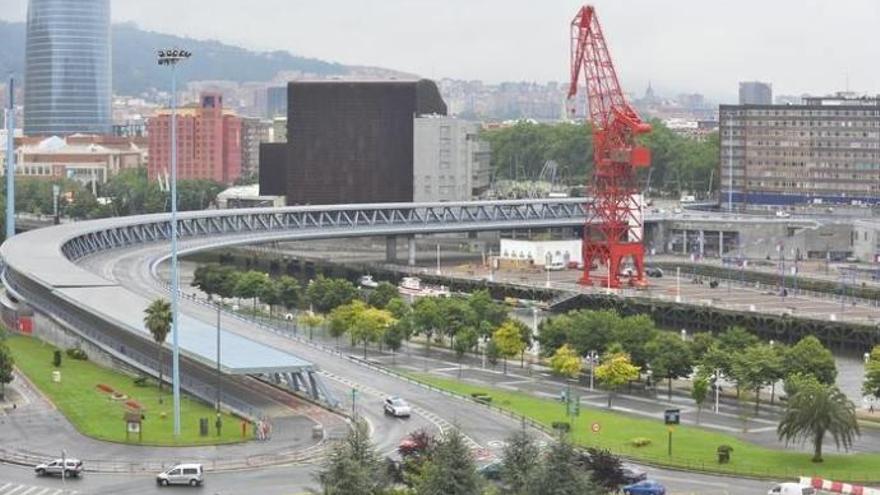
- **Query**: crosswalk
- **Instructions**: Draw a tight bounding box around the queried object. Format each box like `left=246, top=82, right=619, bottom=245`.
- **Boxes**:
left=0, top=482, right=78, bottom=495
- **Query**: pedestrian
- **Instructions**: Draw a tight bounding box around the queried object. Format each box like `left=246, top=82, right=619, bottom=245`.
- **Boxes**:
left=870, top=404, right=875, bottom=414
left=215, top=413, right=222, bottom=436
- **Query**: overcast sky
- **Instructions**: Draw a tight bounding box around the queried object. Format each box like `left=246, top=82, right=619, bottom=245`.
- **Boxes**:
left=4, top=0, right=879, bottom=101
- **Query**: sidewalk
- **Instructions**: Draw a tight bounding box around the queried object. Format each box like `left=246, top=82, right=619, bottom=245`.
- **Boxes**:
left=0, top=370, right=345, bottom=473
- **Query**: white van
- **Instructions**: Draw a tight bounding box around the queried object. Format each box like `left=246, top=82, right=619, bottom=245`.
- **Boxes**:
left=767, top=483, right=816, bottom=495
left=157, top=463, right=204, bottom=487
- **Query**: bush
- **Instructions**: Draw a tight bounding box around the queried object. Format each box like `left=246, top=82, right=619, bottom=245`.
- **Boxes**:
left=133, top=376, right=148, bottom=387
left=551, top=421, right=571, bottom=433
left=717, top=445, right=734, bottom=464
left=65, top=347, right=88, bottom=361
left=52, top=350, right=62, bottom=367
left=629, top=437, right=652, bottom=448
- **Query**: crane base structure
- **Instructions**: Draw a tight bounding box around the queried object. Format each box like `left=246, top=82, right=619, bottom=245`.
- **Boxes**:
left=568, top=5, right=652, bottom=289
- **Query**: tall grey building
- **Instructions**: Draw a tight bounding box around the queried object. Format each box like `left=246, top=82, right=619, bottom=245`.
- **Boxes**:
left=738, top=81, right=772, bottom=105
left=413, top=116, right=490, bottom=202
left=719, top=94, right=880, bottom=207
left=24, top=0, right=112, bottom=136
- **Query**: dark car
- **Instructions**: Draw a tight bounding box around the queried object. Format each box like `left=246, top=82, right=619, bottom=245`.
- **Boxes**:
left=476, top=459, right=503, bottom=480
left=621, top=464, right=647, bottom=484
left=645, top=266, right=663, bottom=278
left=623, top=480, right=666, bottom=495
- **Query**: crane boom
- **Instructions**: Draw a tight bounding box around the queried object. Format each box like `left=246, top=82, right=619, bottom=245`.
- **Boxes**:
left=569, top=5, right=652, bottom=288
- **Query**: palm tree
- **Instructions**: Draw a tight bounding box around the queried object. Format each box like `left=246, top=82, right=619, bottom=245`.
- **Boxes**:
left=144, top=299, right=172, bottom=392
left=777, top=380, right=859, bottom=463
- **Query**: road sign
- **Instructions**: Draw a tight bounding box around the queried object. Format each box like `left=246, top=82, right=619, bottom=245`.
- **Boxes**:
left=664, top=408, right=680, bottom=425
left=591, top=422, right=601, bottom=433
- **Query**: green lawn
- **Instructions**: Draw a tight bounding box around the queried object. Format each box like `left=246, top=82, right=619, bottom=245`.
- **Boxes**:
left=410, top=373, right=880, bottom=482
left=7, top=335, right=245, bottom=446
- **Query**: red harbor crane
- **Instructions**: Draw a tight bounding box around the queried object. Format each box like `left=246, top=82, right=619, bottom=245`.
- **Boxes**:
left=568, top=5, right=652, bottom=288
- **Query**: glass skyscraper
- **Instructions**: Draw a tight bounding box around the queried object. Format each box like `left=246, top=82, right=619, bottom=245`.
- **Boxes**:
left=24, top=0, right=111, bottom=136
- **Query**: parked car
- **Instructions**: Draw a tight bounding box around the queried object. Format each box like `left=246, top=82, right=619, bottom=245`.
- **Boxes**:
left=545, top=261, right=566, bottom=271
left=767, top=483, right=816, bottom=495
left=34, top=459, right=83, bottom=478
left=621, top=463, right=648, bottom=483
left=156, top=463, right=204, bottom=487
left=383, top=397, right=412, bottom=418
left=645, top=266, right=663, bottom=278
left=476, top=459, right=503, bottom=480
left=622, top=480, right=666, bottom=495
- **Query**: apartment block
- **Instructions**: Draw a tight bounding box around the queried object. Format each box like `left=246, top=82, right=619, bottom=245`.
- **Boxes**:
left=719, top=94, right=880, bottom=206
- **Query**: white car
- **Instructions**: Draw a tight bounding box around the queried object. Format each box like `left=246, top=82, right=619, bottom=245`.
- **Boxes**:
left=34, top=459, right=83, bottom=478
left=156, top=463, right=204, bottom=487
left=384, top=397, right=412, bottom=418
left=767, top=483, right=816, bottom=495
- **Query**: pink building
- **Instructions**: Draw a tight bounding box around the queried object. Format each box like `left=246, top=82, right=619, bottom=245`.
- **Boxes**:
left=148, top=92, right=242, bottom=184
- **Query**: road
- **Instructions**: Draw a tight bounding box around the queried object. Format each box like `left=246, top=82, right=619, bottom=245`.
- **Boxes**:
left=56, top=239, right=805, bottom=493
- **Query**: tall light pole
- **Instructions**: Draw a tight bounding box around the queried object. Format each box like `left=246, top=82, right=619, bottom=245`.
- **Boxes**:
left=157, top=48, right=191, bottom=437
left=5, top=75, right=15, bottom=239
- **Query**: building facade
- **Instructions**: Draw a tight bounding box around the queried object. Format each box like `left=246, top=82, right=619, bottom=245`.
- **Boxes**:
left=24, top=0, right=112, bottom=136
left=147, top=92, right=242, bottom=185
left=738, top=81, right=773, bottom=105
left=719, top=94, right=880, bottom=207
left=413, top=116, right=490, bottom=202
left=8, top=135, right=145, bottom=186
left=266, top=86, right=287, bottom=118
left=260, top=79, right=447, bottom=205
left=240, top=117, right=272, bottom=180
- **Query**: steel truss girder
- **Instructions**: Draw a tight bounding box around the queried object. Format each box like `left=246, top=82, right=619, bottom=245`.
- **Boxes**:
left=60, top=200, right=588, bottom=261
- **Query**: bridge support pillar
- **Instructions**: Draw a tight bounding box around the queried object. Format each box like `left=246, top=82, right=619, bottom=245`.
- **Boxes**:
left=386, top=236, right=398, bottom=264
left=408, top=236, right=417, bottom=266
left=699, top=230, right=705, bottom=258
left=719, top=231, right=724, bottom=257
left=681, top=230, right=688, bottom=255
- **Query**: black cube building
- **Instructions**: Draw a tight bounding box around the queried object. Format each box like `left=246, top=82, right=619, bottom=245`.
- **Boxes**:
left=260, top=79, right=447, bottom=205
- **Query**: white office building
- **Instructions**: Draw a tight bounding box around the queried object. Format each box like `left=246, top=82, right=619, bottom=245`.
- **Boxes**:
left=413, top=116, right=490, bottom=202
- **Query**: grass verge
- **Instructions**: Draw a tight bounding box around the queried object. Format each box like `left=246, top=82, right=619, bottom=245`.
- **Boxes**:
left=7, top=335, right=244, bottom=446
left=409, top=372, right=880, bottom=483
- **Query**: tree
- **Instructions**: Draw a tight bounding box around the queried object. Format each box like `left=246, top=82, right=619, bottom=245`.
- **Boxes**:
left=143, top=298, right=172, bottom=391
left=233, top=270, right=269, bottom=313
left=732, top=344, right=784, bottom=414
left=530, top=438, right=595, bottom=495
left=307, top=276, right=358, bottom=313
left=438, top=297, right=477, bottom=345
left=192, top=264, right=222, bottom=300
left=777, top=379, right=859, bottom=463
left=453, top=328, right=478, bottom=377
left=257, top=278, right=281, bottom=317
left=467, top=289, right=508, bottom=333
left=416, top=429, right=482, bottom=495
left=611, top=314, right=657, bottom=368
left=412, top=297, right=442, bottom=357
left=298, top=311, right=324, bottom=341
left=493, top=320, right=527, bottom=374
left=383, top=322, right=406, bottom=364
left=784, top=336, right=837, bottom=385
left=350, top=306, right=396, bottom=359
left=366, top=281, right=398, bottom=309
left=689, top=332, right=718, bottom=358
left=717, top=326, right=759, bottom=353
left=548, top=344, right=582, bottom=380
left=583, top=448, right=627, bottom=493
left=328, top=301, right=367, bottom=348
left=485, top=339, right=500, bottom=367
left=645, top=332, right=693, bottom=400
left=863, top=345, right=880, bottom=403
left=595, top=351, right=639, bottom=408
left=215, top=266, right=241, bottom=300
left=500, top=426, right=541, bottom=495
left=316, top=420, right=388, bottom=494
left=276, top=275, right=301, bottom=312
left=691, top=375, right=710, bottom=424
left=0, top=342, right=14, bottom=399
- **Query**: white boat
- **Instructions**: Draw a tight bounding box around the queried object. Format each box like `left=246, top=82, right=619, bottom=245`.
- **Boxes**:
left=359, top=275, right=380, bottom=288
left=398, top=276, right=450, bottom=298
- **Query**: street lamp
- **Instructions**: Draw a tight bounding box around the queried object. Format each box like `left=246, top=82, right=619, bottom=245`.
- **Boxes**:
left=587, top=350, right=598, bottom=391
left=157, top=47, right=191, bottom=437
left=680, top=329, right=687, bottom=342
